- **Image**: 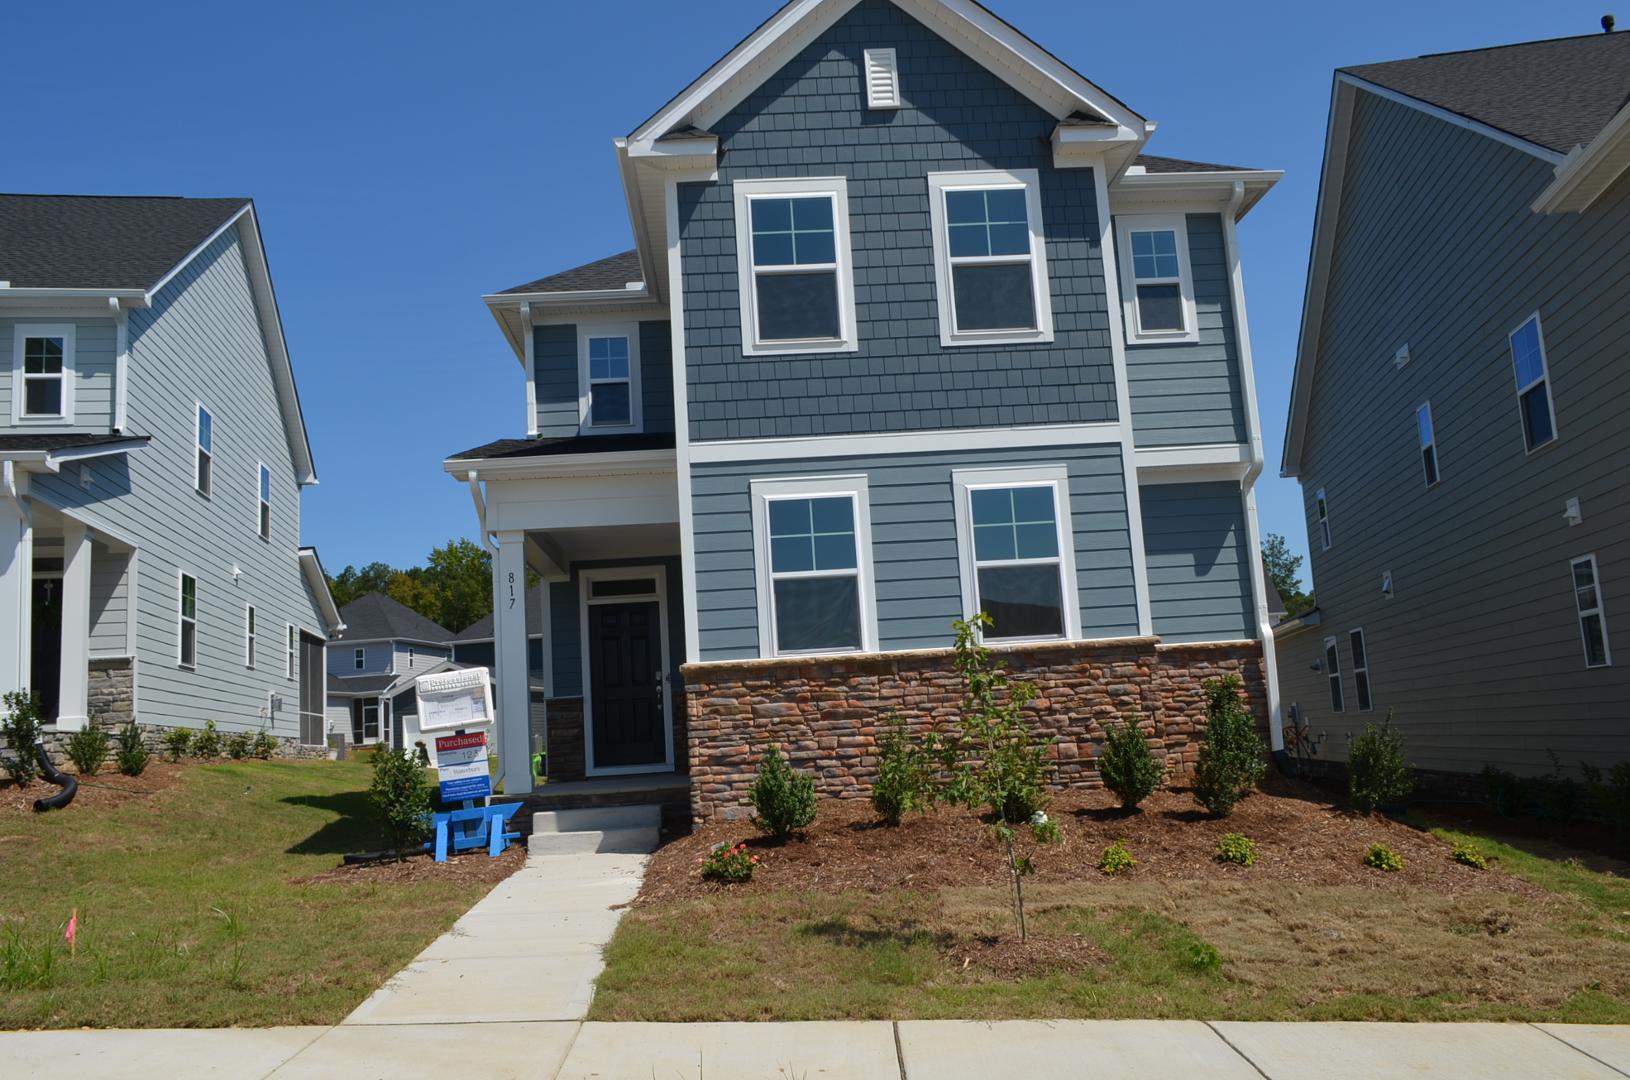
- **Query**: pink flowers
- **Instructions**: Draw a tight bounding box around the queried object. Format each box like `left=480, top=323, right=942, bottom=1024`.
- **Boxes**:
left=699, top=840, right=759, bottom=883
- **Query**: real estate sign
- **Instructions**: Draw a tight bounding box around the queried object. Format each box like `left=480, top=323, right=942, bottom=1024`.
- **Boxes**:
left=414, top=668, right=496, bottom=802
left=433, top=730, right=492, bottom=802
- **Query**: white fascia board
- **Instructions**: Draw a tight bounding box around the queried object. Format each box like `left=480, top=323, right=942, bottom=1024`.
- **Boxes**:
left=1339, top=74, right=1564, bottom=166
left=443, top=448, right=678, bottom=481
left=298, top=547, right=345, bottom=634
left=615, top=139, right=664, bottom=303
left=689, top=421, right=1124, bottom=464
left=0, top=288, right=147, bottom=306
left=1532, top=101, right=1630, bottom=213
left=46, top=439, right=151, bottom=468
left=1112, top=170, right=1283, bottom=220
left=232, top=207, right=319, bottom=486
left=145, top=205, right=252, bottom=301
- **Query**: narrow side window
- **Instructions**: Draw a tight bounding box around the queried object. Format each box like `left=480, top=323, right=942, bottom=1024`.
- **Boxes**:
left=1416, top=403, right=1439, bottom=486
left=196, top=405, right=214, bottom=497
left=245, top=605, right=257, bottom=668
left=286, top=625, right=297, bottom=680
left=1349, top=628, right=1371, bottom=711
left=1315, top=488, right=1331, bottom=551
left=1324, top=636, right=1343, bottom=712
left=1572, top=554, right=1612, bottom=668
left=354, top=647, right=365, bottom=671
left=258, top=464, right=272, bottom=539
left=179, top=573, right=198, bottom=668
left=1509, top=314, right=1557, bottom=452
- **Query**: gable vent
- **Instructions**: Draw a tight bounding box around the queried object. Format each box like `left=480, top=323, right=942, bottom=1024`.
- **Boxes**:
left=864, top=48, right=900, bottom=109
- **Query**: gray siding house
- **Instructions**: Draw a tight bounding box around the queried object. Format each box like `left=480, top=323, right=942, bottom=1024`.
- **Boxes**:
left=0, top=195, right=342, bottom=748
left=1277, top=31, right=1630, bottom=779
left=447, top=0, right=1284, bottom=816
left=327, top=592, right=454, bottom=747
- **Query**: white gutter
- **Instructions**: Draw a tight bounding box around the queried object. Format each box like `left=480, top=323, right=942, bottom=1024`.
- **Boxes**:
left=466, top=470, right=496, bottom=556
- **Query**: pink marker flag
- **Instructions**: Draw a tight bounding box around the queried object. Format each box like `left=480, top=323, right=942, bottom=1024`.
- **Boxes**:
left=65, top=910, right=78, bottom=956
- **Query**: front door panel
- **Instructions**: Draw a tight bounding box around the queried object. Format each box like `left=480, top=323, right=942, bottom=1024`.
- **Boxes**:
left=589, top=600, right=666, bottom=769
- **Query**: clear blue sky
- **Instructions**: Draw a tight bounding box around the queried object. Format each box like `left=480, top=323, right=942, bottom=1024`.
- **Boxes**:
left=4, top=0, right=1611, bottom=593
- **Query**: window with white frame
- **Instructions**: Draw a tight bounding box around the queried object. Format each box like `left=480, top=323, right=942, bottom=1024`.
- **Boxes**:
left=179, top=574, right=198, bottom=668
left=1349, top=628, right=1372, bottom=711
left=195, top=405, right=213, bottom=496
left=1315, top=488, right=1331, bottom=551
left=354, top=647, right=365, bottom=671
left=257, top=463, right=271, bottom=539
left=245, top=605, right=257, bottom=668
left=1571, top=554, right=1612, bottom=668
left=1416, top=403, right=1439, bottom=486
left=751, top=476, right=877, bottom=656
left=926, top=169, right=1053, bottom=346
left=1510, top=313, right=1557, bottom=452
left=286, top=624, right=297, bottom=680
left=11, top=324, right=75, bottom=421
left=1115, top=214, right=1198, bottom=343
left=733, top=177, right=858, bottom=355
left=1324, top=637, right=1343, bottom=712
left=579, top=327, right=641, bottom=430
left=952, top=465, right=1080, bottom=643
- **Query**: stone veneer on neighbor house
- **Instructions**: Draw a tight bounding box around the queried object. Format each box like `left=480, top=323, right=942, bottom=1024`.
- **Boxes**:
left=682, top=638, right=1268, bottom=821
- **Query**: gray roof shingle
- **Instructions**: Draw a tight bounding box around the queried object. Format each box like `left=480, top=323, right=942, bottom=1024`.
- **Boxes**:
left=1134, top=154, right=1257, bottom=173
left=0, top=194, right=250, bottom=290
left=497, top=249, right=644, bottom=296
left=1343, top=32, right=1630, bottom=155
left=0, top=434, right=150, bottom=452
left=335, top=592, right=454, bottom=644
left=448, top=432, right=676, bottom=462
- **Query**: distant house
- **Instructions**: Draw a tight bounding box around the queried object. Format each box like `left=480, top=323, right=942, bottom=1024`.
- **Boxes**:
left=0, top=194, right=342, bottom=749
left=449, top=584, right=546, bottom=675
left=327, top=593, right=453, bottom=747
left=1277, top=31, right=1630, bottom=779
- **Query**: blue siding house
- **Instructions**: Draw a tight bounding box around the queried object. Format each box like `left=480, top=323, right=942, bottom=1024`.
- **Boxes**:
left=0, top=195, right=343, bottom=750
left=447, top=0, right=1283, bottom=816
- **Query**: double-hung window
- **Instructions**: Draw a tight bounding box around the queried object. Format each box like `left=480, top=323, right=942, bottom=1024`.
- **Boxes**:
left=578, top=326, right=641, bottom=430
left=1510, top=313, right=1557, bottom=452
left=245, top=605, right=257, bottom=668
left=286, top=625, right=297, bottom=680
left=195, top=405, right=214, bottom=497
left=1416, top=403, right=1439, bottom=486
left=257, top=464, right=272, bottom=539
left=1115, top=214, right=1198, bottom=343
left=926, top=169, right=1053, bottom=346
left=11, top=324, right=75, bottom=421
left=751, top=476, right=877, bottom=656
left=952, top=465, right=1080, bottom=643
left=1571, top=554, right=1612, bottom=668
left=1314, top=488, right=1331, bottom=551
left=179, top=573, right=198, bottom=668
left=1324, top=636, right=1343, bottom=712
left=733, top=177, right=858, bottom=355
left=354, top=647, right=365, bottom=671
left=1349, top=628, right=1372, bottom=711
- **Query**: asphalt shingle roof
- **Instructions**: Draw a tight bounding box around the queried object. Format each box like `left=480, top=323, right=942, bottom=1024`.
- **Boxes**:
left=1343, top=32, right=1630, bottom=155
left=0, top=194, right=249, bottom=291
left=448, top=432, right=676, bottom=462
left=1134, top=154, right=1256, bottom=173
left=497, top=249, right=644, bottom=296
left=0, top=434, right=150, bottom=452
left=334, top=592, right=454, bottom=644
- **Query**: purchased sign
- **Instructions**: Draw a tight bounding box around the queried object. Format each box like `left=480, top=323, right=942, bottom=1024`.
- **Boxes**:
left=435, top=729, right=492, bottom=802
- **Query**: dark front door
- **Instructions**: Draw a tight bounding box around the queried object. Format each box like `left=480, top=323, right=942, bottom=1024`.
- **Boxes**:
left=588, top=600, right=666, bottom=769
left=31, top=578, right=62, bottom=724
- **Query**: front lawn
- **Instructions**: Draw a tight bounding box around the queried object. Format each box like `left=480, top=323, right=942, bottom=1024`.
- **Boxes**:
left=591, top=782, right=1630, bottom=1023
left=0, top=758, right=515, bottom=1029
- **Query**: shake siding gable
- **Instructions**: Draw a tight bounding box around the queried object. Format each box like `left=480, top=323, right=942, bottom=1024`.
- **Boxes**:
left=532, top=320, right=674, bottom=437
left=677, top=0, right=1117, bottom=442
left=1280, top=90, right=1630, bottom=774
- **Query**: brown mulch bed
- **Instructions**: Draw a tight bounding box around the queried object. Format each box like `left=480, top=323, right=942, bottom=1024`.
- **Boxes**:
left=0, top=761, right=193, bottom=814
left=293, top=843, right=526, bottom=887
left=637, top=777, right=1548, bottom=904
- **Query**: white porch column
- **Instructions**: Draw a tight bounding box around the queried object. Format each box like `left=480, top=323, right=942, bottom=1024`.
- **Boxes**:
left=492, top=530, right=533, bottom=796
left=56, top=522, right=91, bottom=732
left=0, top=481, right=32, bottom=697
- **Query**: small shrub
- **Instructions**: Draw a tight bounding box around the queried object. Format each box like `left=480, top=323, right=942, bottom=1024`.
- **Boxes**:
left=1451, top=840, right=1488, bottom=870
left=192, top=719, right=222, bottom=759
left=1347, top=711, right=1413, bottom=812
left=697, top=841, right=758, bottom=883
left=1533, top=752, right=1580, bottom=822
left=1482, top=765, right=1523, bottom=818
left=1098, top=716, right=1162, bottom=809
left=1581, top=762, right=1630, bottom=832
left=252, top=731, right=279, bottom=760
left=1029, top=811, right=1061, bottom=845
left=1216, top=832, right=1258, bottom=867
left=1193, top=675, right=1266, bottom=817
left=1099, top=839, right=1136, bottom=875
left=1363, top=842, right=1404, bottom=872
left=65, top=726, right=109, bottom=776
left=369, top=745, right=432, bottom=854
left=1185, top=941, right=1222, bottom=974
left=115, top=722, right=149, bottom=777
left=225, top=732, right=250, bottom=760
left=749, top=745, right=816, bottom=841
left=872, top=720, right=932, bottom=825
left=1, top=690, right=45, bottom=786
left=163, top=727, right=192, bottom=761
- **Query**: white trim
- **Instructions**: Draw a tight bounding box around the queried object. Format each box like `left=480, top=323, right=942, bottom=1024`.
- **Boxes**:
left=1533, top=100, right=1630, bottom=213
left=951, top=464, right=1082, bottom=644
left=1339, top=74, right=1565, bottom=167
left=1240, top=484, right=1284, bottom=751
left=286, top=623, right=297, bottom=681
left=194, top=402, right=213, bottom=497
left=925, top=169, right=1054, bottom=347
left=298, top=547, right=345, bottom=634
left=668, top=173, right=703, bottom=663
left=446, top=448, right=676, bottom=481
left=1314, top=487, right=1331, bottom=551
left=577, top=321, right=644, bottom=433
left=1323, top=635, right=1344, bottom=713
left=690, top=420, right=1123, bottom=463
left=1416, top=401, right=1439, bottom=487
left=1114, top=212, right=1200, bottom=344
left=112, top=302, right=129, bottom=433
left=749, top=474, right=879, bottom=658
left=521, top=302, right=538, bottom=437
left=579, top=564, right=676, bottom=776
left=245, top=603, right=257, bottom=669
left=1571, top=553, right=1613, bottom=669
left=177, top=570, right=197, bottom=669
left=863, top=47, right=900, bottom=109
left=1348, top=626, right=1372, bottom=711
left=732, top=176, right=859, bottom=356
left=1509, top=311, right=1559, bottom=454
left=9, top=323, right=76, bottom=423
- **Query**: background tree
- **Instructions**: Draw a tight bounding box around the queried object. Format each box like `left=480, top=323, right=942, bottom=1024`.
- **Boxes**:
left=326, top=538, right=520, bottom=633
left=327, top=561, right=396, bottom=609
left=1261, top=533, right=1315, bottom=617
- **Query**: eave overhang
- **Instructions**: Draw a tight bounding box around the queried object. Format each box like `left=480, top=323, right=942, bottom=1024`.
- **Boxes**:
left=1111, top=166, right=1283, bottom=220
left=299, top=547, right=346, bottom=635
left=1532, top=100, right=1630, bottom=214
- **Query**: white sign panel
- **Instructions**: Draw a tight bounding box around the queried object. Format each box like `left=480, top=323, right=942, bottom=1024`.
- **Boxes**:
left=415, top=667, right=494, bottom=733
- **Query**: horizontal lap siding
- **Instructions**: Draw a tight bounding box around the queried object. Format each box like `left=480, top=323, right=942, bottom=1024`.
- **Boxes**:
left=1123, top=214, right=1248, bottom=446
left=678, top=0, right=1116, bottom=442
left=533, top=320, right=675, bottom=437
left=0, top=318, right=116, bottom=430
left=1139, top=482, right=1253, bottom=642
left=87, top=540, right=131, bottom=656
left=1281, top=91, right=1630, bottom=775
left=691, top=444, right=1137, bottom=661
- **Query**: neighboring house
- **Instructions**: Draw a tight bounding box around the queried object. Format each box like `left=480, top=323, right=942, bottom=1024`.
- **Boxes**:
left=447, top=0, right=1284, bottom=815
left=449, top=583, right=546, bottom=675
left=1277, top=31, right=1630, bottom=780
left=0, top=195, right=342, bottom=748
left=327, top=592, right=453, bottom=747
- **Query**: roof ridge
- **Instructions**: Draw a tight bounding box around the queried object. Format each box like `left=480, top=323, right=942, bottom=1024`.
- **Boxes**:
left=0, top=192, right=249, bottom=202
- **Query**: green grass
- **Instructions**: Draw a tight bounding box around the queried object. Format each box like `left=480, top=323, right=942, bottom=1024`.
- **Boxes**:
left=0, top=759, right=501, bottom=1029
left=1427, top=824, right=1630, bottom=922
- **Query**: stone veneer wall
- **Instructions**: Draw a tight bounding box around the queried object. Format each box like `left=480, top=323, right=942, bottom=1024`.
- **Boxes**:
left=683, top=637, right=1268, bottom=821
left=545, top=697, right=586, bottom=781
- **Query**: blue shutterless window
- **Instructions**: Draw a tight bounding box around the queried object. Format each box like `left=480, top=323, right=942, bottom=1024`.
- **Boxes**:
left=970, top=485, right=1065, bottom=640
left=587, top=336, right=632, bottom=426
left=943, top=187, right=1036, bottom=332
left=1129, top=229, right=1184, bottom=332
left=767, top=495, right=861, bottom=653
left=1509, top=315, right=1556, bottom=451
left=749, top=196, right=840, bottom=342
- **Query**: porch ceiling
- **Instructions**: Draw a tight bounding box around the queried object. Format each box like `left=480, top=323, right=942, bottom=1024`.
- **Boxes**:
left=531, top=523, right=681, bottom=574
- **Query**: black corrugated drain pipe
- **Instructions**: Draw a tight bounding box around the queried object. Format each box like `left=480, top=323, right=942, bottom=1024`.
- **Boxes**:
left=32, top=745, right=77, bottom=812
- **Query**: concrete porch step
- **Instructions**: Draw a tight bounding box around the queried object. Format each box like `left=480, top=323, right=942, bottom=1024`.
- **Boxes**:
left=532, top=804, right=661, bottom=834
left=527, top=827, right=658, bottom=856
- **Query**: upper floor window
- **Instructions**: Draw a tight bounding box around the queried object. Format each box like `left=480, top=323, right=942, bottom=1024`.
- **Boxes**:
left=179, top=573, right=198, bottom=669
left=751, top=476, right=877, bottom=656
left=733, top=177, right=858, bottom=355
left=927, top=169, right=1054, bottom=347
left=1324, top=636, right=1343, bottom=712
left=12, top=325, right=76, bottom=421
left=578, top=327, right=642, bottom=431
left=354, top=647, right=365, bottom=671
left=1315, top=488, right=1331, bottom=551
left=1571, top=554, right=1612, bottom=668
left=1416, top=403, right=1439, bottom=486
left=1115, top=214, right=1198, bottom=344
left=257, top=463, right=271, bottom=539
left=952, top=465, right=1080, bottom=644
left=1510, top=313, right=1557, bottom=452
left=195, top=405, right=214, bottom=497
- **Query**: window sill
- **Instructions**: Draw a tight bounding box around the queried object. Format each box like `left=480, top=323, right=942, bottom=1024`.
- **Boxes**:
left=1125, top=328, right=1201, bottom=346
left=940, top=328, right=1055, bottom=348
left=741, top=339, right=858, bottom=358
